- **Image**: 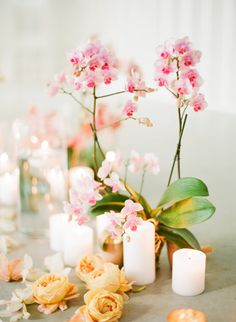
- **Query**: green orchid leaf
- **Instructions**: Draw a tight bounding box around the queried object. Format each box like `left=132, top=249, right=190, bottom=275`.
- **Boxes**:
left=158, top=224, right=201, bottom=249
left=124, top=182, right=152, bottom=217
left=90, top=193, right=129, bottom=216
left=157, top=177, right=209, bottom=208
left=158, top=197, right=215, bottom=228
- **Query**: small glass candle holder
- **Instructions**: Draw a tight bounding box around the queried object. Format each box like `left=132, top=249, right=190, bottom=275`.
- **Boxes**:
left=13, top=109, right=68, bottom=238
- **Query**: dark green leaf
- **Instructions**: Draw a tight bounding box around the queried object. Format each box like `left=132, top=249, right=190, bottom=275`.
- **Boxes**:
left=158, top=197, right=215, bottom=228
left=157, top=177, right=209, bottom=208
left=158, top=224, right=201, bottom=249
left=90, top=193, right=129, bottom=216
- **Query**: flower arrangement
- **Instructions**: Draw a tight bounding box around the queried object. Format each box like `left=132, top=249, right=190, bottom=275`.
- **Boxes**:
left=50, top=37, right=216, bottom=261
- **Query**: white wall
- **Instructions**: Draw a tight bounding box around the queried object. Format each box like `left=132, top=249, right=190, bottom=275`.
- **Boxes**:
left=0, top=0, right=235, bottom=119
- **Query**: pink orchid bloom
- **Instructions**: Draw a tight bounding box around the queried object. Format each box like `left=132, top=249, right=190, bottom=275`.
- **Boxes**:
left=104, top=172, right=125, bottom=193
left=124, top=214, right=143, bottom=232
left=171, top=79, right=192, bottom=96
left=98, top=160, right=112, bottom=180
left=48, top=85, right=59, bottom=97
left=126, top=70, right=147, bottom=97
left=174, top=37, right=191, bottom=55
left=182, top=69, right=203, bottom=89
left=190, top=93, right=208, bottom=112
left=123, top=100, right=137, bottom=117
left=75, top=214, right=89, bottom=225
left=180, top=50, right=202, bottom=68
left=144, top=153, right=160, bottom=175
left=121, top=199, right=143, bottom=217
left=54, top=72, right=67, bottom=84
left=128, top=150, right=144, bottom=173
left=106, top=211, right=124, bottom=238
left=63, top=200, right=84, bottom=216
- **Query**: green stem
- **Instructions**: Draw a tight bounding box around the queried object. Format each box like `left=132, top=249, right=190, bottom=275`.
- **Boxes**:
left=96, top=90, right=126, bottom=99
left=167, top=114, right=188, bottom=186
left=139, top=169, right=146, bottom=197
left=60, top=88, right=93, bottom=114
left=177, top=107, right=182, bottom=179
left=92, top=87, right=98, bottom=173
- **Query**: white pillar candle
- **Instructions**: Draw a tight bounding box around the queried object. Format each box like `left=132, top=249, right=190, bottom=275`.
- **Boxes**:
left=123, top=221, right=155, bottom=285
left=64, top=222, right=94, bottom=267
left=96, top=213, right=110, bottom=240
left=49, top=213, right=69, bottom=251
left=69, top=166, right=94, bottom=189
left=0, top=169, right=18, bottom=206
left=172, top=248, right=206, bottom=296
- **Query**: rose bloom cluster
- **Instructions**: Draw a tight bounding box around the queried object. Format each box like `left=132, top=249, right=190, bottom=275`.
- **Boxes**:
left=68, top=254, right=132, bottom=322
left=155, top=36, right=207, bottom=112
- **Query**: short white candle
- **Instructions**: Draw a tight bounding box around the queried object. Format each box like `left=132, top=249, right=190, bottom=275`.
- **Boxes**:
left=69, top=166, right=94, bottom=189
left=49, top=213, right=69, bottom=251
left=64, top=222, right=94, bottom=267
left=172, top=248, right=206, bottom=296
left=123, top=220, right=155, bottom=285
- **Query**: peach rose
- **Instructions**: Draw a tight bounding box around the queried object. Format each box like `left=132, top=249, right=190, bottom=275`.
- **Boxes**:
left=33, top=274, right=79, bottom=314
left=85, top=263, right=132, bottom=299
left=0, top=253, right=23, bottom=282
left=75, top=254, right=104, bottom=282
left=69, top=289, right=124, bottom=322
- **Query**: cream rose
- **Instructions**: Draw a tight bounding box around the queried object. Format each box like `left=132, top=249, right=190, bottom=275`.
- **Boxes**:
left=33, top=274, right=79, bottom=314
left=85, top=263, right=132, bottom=298
left=69, top=289, right=124, bottom=322
left=75, top=254, right=104, bottom=282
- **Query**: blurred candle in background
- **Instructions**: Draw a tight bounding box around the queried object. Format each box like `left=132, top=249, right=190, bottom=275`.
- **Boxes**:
left=172, top=249, right=206, bottom=296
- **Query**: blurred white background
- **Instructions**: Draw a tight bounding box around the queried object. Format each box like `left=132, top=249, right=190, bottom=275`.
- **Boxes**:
left=0, top=0, right=236, bottom=230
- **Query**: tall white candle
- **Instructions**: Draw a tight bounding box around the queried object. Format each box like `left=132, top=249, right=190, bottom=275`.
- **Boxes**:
left=172, top=248, right=206, bottom=296
left=123, top=220, right=155, bottom=285
left=64, top=222, right=94, bottom=267
left=49, top=213, right=69, bottom=251
left=0, top=169, right=18, bottom=206
left=69, top=166, right=94, bottom=189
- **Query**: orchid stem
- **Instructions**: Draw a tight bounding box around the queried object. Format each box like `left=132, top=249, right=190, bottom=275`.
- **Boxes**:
left=61, top=88, right=93, bottom=114
left=167, top=114, right=188, bottom=186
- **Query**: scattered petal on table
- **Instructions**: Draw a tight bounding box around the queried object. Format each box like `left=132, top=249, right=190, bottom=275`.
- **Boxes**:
left=0, top=253, right=23, bottom=282
left=0, top=235, right=19, bottom=254
left=0, top=285, right=33, bottom=321
left=21, top=254, right=41, bottom=282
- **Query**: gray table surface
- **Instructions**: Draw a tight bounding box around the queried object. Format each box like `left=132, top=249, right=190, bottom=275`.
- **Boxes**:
left=1, top=109, right=236, bottom=321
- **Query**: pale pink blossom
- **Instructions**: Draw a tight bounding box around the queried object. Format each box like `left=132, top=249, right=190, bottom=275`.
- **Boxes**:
left=104, top=172, right=125, bottom=193
left=182, top=69, right=203, bottom=89
left=123, top=100, right=137, bottom=117
left=180, top=50, right=202, bottom=68
left=121, top=199, right=143, bottom=217
left=98, top=160, right=112, bottom=180
left=48, top=85, right=59, bottom=97
left=126, top=70, right=147, bottom=97
left=174, top=37, right=191, bottom=55
left=106, top=211, right=124, bottom=238
left=171, top=79, right=191, bottom=96
left=75, top=214, right=89, bottom=225
left=124, top=214, right=143, bottom=231
left=144, top=153, right=160, bottom=175
left=156, top=40, right=175, bottom=60
left=54, top=72, right=67, bottom=84
left=128, top=150, right=143, bottom=173
left=190, top=93, right=208, bottom=112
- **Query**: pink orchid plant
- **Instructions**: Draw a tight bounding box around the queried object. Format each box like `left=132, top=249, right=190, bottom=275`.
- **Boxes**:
left=50, top=37, right=215, bottom=254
